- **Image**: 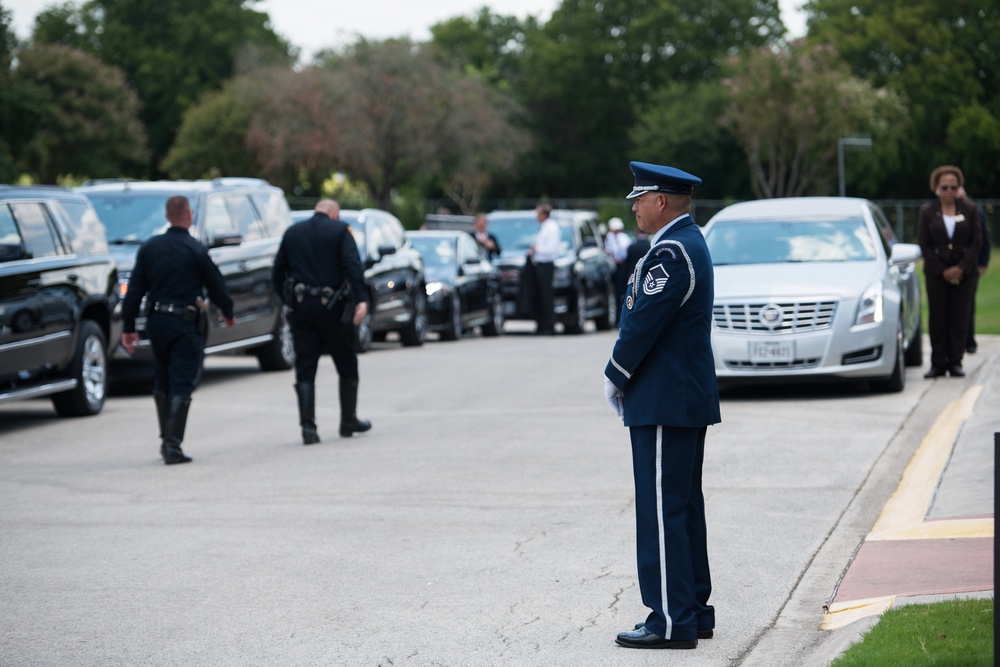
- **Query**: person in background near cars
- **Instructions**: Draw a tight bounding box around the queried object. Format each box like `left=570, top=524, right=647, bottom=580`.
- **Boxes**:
left=605, top=216, right=632, bottom=307
left=957, top=186, right=990, bottom=354
left=624, top=229, right=651, bottom=285
left=471, top=212, right=501, bottom=260
left=604, top=162, right=719, bottom=650
left=917, top=165, right=983, bottom=378
left=272, top=199, right=371, bottom=444
left=528, top=203, right=560, bottom=335
left=121, top=196, right=235, bottom=465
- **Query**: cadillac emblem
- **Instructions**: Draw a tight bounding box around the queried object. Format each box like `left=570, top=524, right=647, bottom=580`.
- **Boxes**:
left=759, top=304, right=783, bottom=329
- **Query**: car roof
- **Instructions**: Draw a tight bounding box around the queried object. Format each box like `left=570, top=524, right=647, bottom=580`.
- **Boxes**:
left=487, top=209, right=597, bottom=223
left=409, top=230, right=465, bottom=239
left=77, top=177, right=280, bottom=196
left=709, top=197, right=871, bottom=222
left=0, top=185, right=86, bottom=200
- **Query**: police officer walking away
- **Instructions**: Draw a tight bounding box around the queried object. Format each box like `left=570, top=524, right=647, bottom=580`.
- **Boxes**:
left=121, top=196, right=235, bottom=465
left=603, top=162, right=720, bottom=649
left=272, top=199, right=370, bottom=444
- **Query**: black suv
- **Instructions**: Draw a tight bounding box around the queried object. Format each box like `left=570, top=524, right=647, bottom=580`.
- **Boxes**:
left=0, top=186, right=121, bottom=416
left=487, top=210, right=618, bottom=333
left=77, top=178, right=295, bottom=373
left=339, top=208, right=426, bottom=352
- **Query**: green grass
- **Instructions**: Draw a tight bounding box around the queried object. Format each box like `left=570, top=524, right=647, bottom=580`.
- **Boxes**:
left=919, top=256, right=1000, bottom=336
left=830, top=598, right=993, bottom=667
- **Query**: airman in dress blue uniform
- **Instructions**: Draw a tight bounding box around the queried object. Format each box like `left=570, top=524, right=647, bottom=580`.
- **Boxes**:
left=603, top=161, right=721, bottom=649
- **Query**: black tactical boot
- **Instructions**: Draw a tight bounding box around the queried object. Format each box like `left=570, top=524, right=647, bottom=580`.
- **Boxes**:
left=162, top=396, right=193, bottom=465
left=294, top=382, right=320, bottom=445
left=339, top=377, right=371, bottom=437
left=154, top=391, right=169, bottom=457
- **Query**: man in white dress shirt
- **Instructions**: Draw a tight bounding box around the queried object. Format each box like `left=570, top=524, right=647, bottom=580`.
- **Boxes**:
left=529, top=203, right=561, bottom=335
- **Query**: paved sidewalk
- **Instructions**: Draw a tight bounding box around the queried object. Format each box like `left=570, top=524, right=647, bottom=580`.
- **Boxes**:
left=823, top=342, right=996, bottom=630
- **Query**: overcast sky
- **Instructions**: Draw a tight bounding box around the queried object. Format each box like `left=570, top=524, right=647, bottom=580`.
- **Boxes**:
left=5, top=0, right=807, bottom=62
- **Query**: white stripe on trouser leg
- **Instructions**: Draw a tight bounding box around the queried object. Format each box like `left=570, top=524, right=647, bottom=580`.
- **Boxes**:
left=656, top=426, right=671, bottom=639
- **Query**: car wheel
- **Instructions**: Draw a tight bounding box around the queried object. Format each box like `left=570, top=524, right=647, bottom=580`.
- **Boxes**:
left=871, top=322, right=905, bottom=393
left=564, top=289, right=587, bottom=335
left=356, top=310, right=373, bottom=353
left=400, top=289, right=427, bottom=347
left=441, top=293, right=462, bottom=341
left=594, top=284, right=617, bottom=331
left=52, top=320, right=108, bottom=417
left=256, top=306, right=295, bottom=371
left=482, top=291, right=504, bottom=337
left=904, top=320, right=923, bottom=367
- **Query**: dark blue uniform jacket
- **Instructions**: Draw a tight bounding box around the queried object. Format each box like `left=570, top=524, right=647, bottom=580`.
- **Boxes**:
left=604, top=216, right=720, bottom=428
left=272, top=213, right=368, bottom=304
left=122, top=226, right=233, bottom=332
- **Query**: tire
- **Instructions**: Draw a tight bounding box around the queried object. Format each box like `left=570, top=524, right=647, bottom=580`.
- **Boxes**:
left=564, top=289, right=587, bottom=335
left=256, top=306, right=295, bottom=371
left=904, top=320, right=923, bottom=367
left=356, top=311, right=373, bottom=353
left=482, top=291, right=504, bottom=337
left=440, top=293, right=462, bottom=341
left=594, top=284, right=617, bottom=331
left=871, top=323, right=905, bottom=393
left=52, top=320, right=108, bottom=417
left=400, top=288, right=427, bottom=347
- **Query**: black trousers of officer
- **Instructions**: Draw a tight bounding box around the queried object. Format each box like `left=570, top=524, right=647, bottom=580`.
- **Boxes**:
left=925, top=273, right=976, bottom=369
left=629, top=424, right=712, bottom=642
left=147, top=312, right=203, bottom=398
left=290, top=298, right=358, bottom=384
left=533, top=261, right=555, bottom=334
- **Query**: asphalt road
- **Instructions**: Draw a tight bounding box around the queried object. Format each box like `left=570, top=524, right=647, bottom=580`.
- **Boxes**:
left=0, top=325, right=966, bottom=666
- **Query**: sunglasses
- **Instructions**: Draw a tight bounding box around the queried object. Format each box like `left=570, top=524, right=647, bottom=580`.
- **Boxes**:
left=939, top=185, right=959, bottom=191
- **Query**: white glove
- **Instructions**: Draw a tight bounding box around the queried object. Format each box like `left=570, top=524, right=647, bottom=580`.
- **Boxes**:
left=604, top=377, right=623, bottom=419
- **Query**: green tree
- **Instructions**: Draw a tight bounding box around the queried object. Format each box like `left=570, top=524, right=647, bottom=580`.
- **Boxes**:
left=805, top=0, right=1000, bottom=196
left=515, top=0, right=785, bottom=197
left=429, top=8, right=539, bottom=87
left=630, top=80, right=752, bottom=200
left=12, top=42, right=147, bottom=183
left=32, top=0, right=293, bottom=177
left=722, top=41, right=905, bottom=198
left=0, top=1, right=22, bottom=180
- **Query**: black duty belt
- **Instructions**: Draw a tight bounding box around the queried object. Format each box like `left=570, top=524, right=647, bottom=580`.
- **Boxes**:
left=294, top=283, right=340, bottom=306
left=152, top=301, right=198, bottom=317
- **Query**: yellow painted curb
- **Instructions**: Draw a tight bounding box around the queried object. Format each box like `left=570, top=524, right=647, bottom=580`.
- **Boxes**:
left=868, top=385, right=983, bottom=541
left=870, top=517, right=994, bottom=541
left=821, top=596, right=896, bottom=630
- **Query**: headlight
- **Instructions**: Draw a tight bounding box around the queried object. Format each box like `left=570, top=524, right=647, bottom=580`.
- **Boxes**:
left=118, top=278, right=129, bottom=299
left=553, top=265, right=572, bottom=288
left=426, top=282, right=447, bottom=298
left=855, top=281, right=884, bottom=325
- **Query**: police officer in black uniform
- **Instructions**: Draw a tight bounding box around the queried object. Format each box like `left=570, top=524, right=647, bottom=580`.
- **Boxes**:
left=272, top=199, right=370, bottom=445
left=122, top=196, right=235, bottom=465
left=604, top=162, right=720, bottom=650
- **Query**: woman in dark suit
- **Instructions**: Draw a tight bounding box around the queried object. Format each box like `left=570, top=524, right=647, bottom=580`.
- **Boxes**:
left=917, top=165, right=983, bottom=378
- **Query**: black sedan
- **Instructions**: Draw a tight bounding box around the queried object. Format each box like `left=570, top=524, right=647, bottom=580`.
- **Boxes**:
left=408, top=230, right=504, bottom=340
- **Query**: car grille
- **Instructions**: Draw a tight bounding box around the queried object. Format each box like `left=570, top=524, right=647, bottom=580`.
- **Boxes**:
left=713, top=300, right=838, bottom=333
left=724, top=358, right=822, bottom=370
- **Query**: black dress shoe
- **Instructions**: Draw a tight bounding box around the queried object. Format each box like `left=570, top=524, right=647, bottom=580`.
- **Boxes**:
left=634, top=622, right=712, bottom=639
left=924, top=367, right=946, bottom=379
left=615, top=626, right=697, bottom=649
left=948, top=365, right=966, bottom=377
left=967, top=344, right=977, bottom=354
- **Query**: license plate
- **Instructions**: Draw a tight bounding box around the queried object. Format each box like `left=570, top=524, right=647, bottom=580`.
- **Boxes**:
left=750, top=340, right=794, bottom=362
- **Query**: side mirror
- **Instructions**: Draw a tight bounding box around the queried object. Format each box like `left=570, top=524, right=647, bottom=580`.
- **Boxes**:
left=889, top=242, right=921, bottom=265
left=210, top=230, right=243, bottom=248
left=377, top=244, right=397, bottom=257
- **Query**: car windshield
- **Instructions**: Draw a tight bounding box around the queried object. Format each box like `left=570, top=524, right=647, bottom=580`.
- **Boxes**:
left=409, top=236, right=457, bottom=281
left=706, top=217, right=877, bottom=265
left=488, top=215, right=572, bottom=258
left=86, top=194, right=190, bottom=244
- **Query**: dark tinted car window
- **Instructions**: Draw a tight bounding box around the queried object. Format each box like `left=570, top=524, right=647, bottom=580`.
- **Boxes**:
left=869, top=204, right=896, bottom=257
left=0, top=205, right=23, bottom=262
left=203, top=195, right=237, bottom=244
left=11, top=202, right=61, bottom=258
left=226, top=194, right=265, bottom=242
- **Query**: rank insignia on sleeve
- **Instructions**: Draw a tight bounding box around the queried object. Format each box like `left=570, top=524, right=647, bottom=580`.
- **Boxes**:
left=642, top=264, right=670, bottom=295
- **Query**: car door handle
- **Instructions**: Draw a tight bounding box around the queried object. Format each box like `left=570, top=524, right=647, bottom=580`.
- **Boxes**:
left=238, top=261, right=250, bottom=272
left=67, top=273, right=79, bottom=282
left=26, top=278, right=42, bottom=287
